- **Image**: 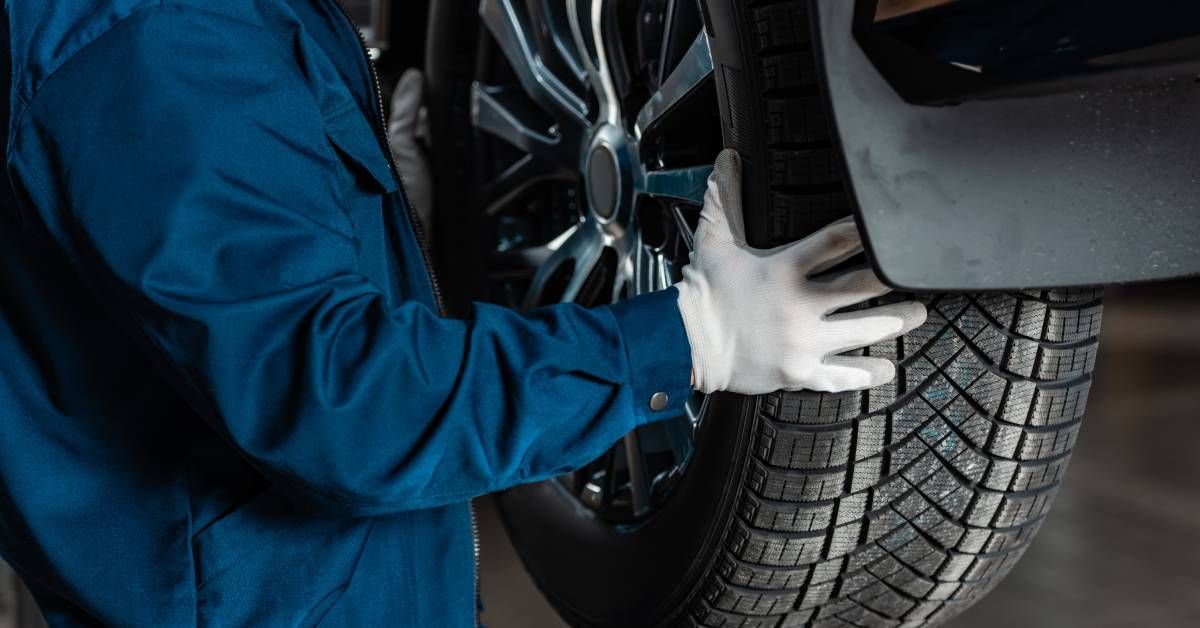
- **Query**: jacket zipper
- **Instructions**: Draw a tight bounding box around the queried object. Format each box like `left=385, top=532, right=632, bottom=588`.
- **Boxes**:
left=328, top=2, right=480, bottom=626
left=329, top=0, right=445, bottom=314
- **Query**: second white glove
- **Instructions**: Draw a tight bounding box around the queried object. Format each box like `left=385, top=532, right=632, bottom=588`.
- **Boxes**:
left=675, top=149, right=927, bottom=395
left=387, top=69, right=434, bottom=243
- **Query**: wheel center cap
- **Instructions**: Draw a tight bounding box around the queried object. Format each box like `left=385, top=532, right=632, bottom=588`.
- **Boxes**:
left=586, top=144, right=620, bottom=219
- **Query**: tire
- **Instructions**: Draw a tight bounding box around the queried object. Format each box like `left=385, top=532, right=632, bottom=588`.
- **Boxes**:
left=687, top=289, right=1104, bottom=627
left=426, top=2, right=1105, bottom=627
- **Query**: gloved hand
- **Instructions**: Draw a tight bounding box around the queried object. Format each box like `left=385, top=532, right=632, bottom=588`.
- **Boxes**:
left=676, top=149, right=927, bottom=395
left=387, top=68, right=434, bottom=242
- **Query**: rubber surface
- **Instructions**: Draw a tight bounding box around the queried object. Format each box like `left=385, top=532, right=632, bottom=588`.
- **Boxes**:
left=707, top=0, right=849, bottom=250
left=687, top=289, right=1103, bottom=627
left=687, top=2, right=1104, bottom=625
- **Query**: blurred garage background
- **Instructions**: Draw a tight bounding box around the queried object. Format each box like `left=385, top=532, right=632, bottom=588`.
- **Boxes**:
left=5, top=280, right=1195, bottom=628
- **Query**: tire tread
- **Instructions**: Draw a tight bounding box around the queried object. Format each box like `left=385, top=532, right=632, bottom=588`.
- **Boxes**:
left=688, top=289, right=1102, bottom=627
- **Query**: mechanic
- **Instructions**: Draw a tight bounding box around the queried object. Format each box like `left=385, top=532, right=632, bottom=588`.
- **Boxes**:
left=0, top=2, right=925, bottom=626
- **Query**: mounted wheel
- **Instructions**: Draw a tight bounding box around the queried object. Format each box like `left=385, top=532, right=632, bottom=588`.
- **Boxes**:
left=426, top=2, right=1105, bottom=626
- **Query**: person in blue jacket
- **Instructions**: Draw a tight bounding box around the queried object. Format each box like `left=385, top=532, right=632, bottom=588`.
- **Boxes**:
left=0, top=2, right=925, bottom=626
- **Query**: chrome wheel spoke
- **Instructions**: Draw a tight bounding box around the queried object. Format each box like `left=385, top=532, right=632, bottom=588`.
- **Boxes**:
left=656, top=252, right=676, bottom=292
left=662, top=415, right=695, bottom=464
left=633, top=245, right=670, bottom=296
left=623, top=430, right=652, bottom=517
left=621, top=228, right=684, bottom=302
left=640, top=165, right=713, bottom=205
left=489, top=240, right=556, bottom=275
left=480, top=154, right=573, bottom=217
left=567, top=0, right=621, bottom=125
left=471, top=83, right=572, bottom=163
left=635, top=32, right=713, bottom=139
left=537, top=0, right=589, bottom=85
left=520, top=223, right=604, bottom=310
left=480, top=0, right=589, bottom=126
left=685, top=393, right=707, bottom=427
left=602, top=444, right=618, bottom=509
left=672, top=205, right=697, bottom=251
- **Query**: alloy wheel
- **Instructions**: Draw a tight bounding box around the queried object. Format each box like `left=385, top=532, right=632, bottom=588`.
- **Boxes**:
left=472, top=0, right=720, bottom=522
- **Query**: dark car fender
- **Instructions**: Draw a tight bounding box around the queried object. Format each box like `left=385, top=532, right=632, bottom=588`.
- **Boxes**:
left=813, top=0, right=1200, bottom=290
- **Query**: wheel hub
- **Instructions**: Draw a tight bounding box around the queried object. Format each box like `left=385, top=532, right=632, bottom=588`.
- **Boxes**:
left=586, top=147, right=617, bottom=218
left=585, top=145, right=619, bottom=219
left=583, top=124, right=635, bottom=224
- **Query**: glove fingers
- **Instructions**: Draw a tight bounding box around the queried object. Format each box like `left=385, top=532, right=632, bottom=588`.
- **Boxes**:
left=786, top=217, right=864, bottom=274
left=822, top=301, right=928, bottom=354
left=807, top=356, right=897, bottom=391
left=811, top=267, right=892, bottom=311
left=860, top=301, right=928, bottom=341
left=696, top=149, right=746, bottom=245
left=388, top=68, right=425, bottom=137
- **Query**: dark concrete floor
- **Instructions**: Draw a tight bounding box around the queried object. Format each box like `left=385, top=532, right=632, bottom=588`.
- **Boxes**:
left=478, top=281, right=1200, bottom=628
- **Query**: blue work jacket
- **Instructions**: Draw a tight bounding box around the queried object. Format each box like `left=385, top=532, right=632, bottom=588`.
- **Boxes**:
left=0, top=1, right=692, bottom=625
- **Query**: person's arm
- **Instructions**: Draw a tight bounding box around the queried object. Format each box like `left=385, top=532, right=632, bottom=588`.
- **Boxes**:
left=8, top=7, right=691, bottom=515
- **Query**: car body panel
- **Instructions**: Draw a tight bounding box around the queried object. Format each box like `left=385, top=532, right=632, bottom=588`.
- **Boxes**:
left=814, top=0, right=1200, bottom=290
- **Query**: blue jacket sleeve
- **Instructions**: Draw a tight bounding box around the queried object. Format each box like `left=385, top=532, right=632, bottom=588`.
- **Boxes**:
left=9, top=7, right=693, bottom=515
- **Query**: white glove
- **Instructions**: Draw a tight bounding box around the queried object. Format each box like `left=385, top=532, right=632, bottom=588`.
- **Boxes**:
left=675, top=149, right=927, bottom=395
left=388, top=68, right=434, bottom=242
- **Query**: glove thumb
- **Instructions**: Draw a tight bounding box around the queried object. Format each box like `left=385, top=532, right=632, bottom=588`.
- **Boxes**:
left=696, top=149, right=747, bottom=246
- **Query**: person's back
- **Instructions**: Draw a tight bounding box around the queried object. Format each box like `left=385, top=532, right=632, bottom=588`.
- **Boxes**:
left=0, top=2, right=485, bottom=623
left=1, top=10, right=204, bottom=626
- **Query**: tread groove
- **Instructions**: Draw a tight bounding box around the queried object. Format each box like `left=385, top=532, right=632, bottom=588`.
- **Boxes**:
left=691, top=284, right=1102, bottom=627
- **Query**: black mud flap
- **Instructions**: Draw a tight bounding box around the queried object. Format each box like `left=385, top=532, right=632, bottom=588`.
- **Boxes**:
left=813, top=0, right=1200, bottom=290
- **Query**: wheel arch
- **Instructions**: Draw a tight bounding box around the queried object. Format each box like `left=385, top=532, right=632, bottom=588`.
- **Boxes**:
left=812, top=0, right=1200, bottom=290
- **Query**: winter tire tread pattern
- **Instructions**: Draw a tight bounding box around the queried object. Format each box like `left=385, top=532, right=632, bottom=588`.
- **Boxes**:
left=683, top=2, right=1104, bottom=626
left=684, top=289, right=1103, bottom=628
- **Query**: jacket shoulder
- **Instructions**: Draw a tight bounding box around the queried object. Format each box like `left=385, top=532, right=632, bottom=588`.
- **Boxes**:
left=6, top=1, right=274, bottom=109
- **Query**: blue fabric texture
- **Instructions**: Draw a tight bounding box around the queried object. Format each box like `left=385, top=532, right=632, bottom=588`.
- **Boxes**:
left=0, top=1, right=693, bottom=625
